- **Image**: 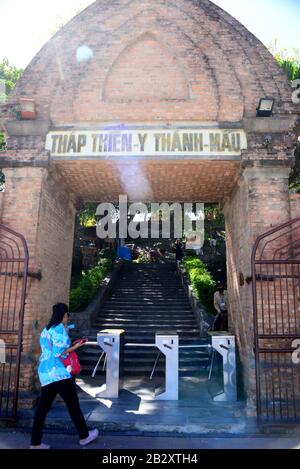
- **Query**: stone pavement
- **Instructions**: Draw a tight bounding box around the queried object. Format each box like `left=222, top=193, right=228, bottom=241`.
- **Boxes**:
left=16, top=373, right=258, bottom=436
left=0, top=430, right=300, bottom=449
left=7, top=373, right=300, bottom=448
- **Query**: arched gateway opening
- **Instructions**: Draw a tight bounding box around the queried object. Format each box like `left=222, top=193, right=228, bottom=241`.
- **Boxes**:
left=0, top=0, right=299, bottom=428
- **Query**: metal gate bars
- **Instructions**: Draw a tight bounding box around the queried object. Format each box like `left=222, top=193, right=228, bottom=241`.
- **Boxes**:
left=252, top=218, right=300, bottom=425
left=0, top=224, right=28, bottom=421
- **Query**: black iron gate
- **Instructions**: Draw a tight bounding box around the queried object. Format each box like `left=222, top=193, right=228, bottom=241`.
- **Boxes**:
left=0, top=224, right=28, bottom=421
left=252, top=218, right=300, bottom=425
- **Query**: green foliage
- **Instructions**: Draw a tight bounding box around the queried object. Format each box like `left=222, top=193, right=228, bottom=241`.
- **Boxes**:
left=183, top=256, right=216, bottom=314
left=0, top=170, right=4, bottom=192
left=269, top=46, right=300, bottom=192
left=275, top=56, right=300, bottom=81
left=0, top=59, right=23, bottom=193
left=98, top=257, right=114, bottom=272
left=271, top=45, right=300, bottom=81
left=205, top=204, right=224, bottom=224
left=69, top=259, right=115, bottom=311
left=133, top=252, right=152, bottom=264
left=204, top=203, right=225, bottom=236
left=0, top=133, right=5, bottom=151
left=78, top=203, right=98, bottom=227
left=0, top=58, right=23, bottom=97
left=289, top=143, right=300, bottom=193
left=99, top=247, right=116, bottom=262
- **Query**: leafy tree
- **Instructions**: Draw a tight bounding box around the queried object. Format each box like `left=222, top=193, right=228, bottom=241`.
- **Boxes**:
left=0, top=131, right=5, bottom=191
left=0, top=133, right=5, bottom=151
left=289, top=142, right=300, bottom=193
left=0, top=58, right=23, bottom=98
left=269, top=45, right=300, bottom=192
left=0, top=59, right=23, bottom=191
left=270, top=41, right=300, bottom=81
left=78, top=202, right=98, bottom=227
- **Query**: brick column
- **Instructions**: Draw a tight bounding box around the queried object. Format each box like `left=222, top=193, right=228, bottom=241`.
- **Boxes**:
left=289, top=193, right=300, bottom=219
left=223, top=162, right=291, bottom=414
left=0, top=166, right=76, bottom=406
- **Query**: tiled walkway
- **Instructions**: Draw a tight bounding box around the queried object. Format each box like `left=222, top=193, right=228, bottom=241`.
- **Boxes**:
left=17, top=372, right=258, bottom=436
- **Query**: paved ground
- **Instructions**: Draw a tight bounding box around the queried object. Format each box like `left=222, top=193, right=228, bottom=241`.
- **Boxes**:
left=0, top=430, right=300, bottom=449
left=17, top=373, right=259, bottom=435
left=5, top=373, right=300, bottom=450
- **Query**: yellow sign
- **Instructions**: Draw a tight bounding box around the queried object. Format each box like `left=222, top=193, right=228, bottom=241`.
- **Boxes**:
left=46, top=127, right=247, bottom=158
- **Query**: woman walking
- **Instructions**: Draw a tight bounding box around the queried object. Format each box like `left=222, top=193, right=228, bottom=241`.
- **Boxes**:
left=30, top=303, right=99, bottom=449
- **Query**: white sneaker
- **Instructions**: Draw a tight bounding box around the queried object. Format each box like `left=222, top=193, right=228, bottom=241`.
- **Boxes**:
left=30, top=443, right=51, bottom=449
left=79, top=429, right=99, bottom=446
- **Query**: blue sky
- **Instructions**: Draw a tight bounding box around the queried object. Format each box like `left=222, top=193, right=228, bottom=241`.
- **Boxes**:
left=0, top=0, right=299, bottom=69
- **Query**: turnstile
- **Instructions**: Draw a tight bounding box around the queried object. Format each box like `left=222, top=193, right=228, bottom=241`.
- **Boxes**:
left=95, top=329, right=125, bottom=398
left=155, top=331, right=178, bottom=400
left=0, top=340, right=5, bottom=364
left=208, top=332, right=237, bottom=402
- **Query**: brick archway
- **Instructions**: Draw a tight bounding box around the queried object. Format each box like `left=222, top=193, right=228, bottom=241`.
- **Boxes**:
left=0, top=0, right=298, bottom=418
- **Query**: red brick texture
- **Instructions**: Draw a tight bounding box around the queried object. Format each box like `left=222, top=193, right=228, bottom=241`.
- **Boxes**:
left=8, top=0, right=294, bottom=123
left=223, top=164, right=292, bottom=410
left=0, top=0, right=298, bottom=410
left=1, top=168, right=76, bottom=399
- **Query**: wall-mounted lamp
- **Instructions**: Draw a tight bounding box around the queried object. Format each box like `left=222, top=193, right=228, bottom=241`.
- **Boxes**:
left=256, top=97, right=275, bottom=117
left=19, top=98, right=37, bottom=120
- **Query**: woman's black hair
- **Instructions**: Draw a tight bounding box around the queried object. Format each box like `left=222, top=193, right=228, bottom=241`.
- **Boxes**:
left=46, top=303, right=69, bottom=330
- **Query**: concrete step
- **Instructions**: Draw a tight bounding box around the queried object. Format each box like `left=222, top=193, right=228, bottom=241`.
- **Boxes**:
left=80, top=350, right=210, bottom=360
left=108, top=300, right=188, bottom=303
left=80, top=358, right=209, bottom=369
left=101, top=306, right=191, bottom=309
left=109, top=294, right=187, bottom=298
left=95, top=312, right=195, bottom=317
left=108, top=296, right=188, bottom=300
left=79, top=261, right=205, bottom=380
left=86, top=335, right=203, bottom=343
left=97, top=308, right=192, bottom=311
left=112, top=286, right=184, bottom=288
left=93, top=318, right=196, bottom=324
left=93, top=323, right=197, bottom=329
left=93, top=317, right=196, bottom=323
left=112, top=286, right=185, bottom=289
left=80, top=365, right=209, bottom=377
left=95, top=310, right=195, bottom=318
left=90, top=328, right=201, bottom=335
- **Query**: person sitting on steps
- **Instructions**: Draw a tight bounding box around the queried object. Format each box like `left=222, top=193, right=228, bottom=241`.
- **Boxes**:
left=213, top=283, right=228, bottom=331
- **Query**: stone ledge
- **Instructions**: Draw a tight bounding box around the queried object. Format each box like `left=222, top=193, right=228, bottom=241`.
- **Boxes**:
left=243, top=116, right=297, bottom=133
left=4, top=120, right=50, bottom=137
left=0, top=158, right=50, bottom=168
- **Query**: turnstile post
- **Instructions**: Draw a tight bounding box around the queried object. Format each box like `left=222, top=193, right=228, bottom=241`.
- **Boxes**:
left=96, top=329, right=124, bottom=398
left=155, top=331, right=179, bottom=400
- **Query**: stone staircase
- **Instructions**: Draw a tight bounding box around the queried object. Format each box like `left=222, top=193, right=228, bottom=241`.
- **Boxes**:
left=79, top=263, right=209, bottom=377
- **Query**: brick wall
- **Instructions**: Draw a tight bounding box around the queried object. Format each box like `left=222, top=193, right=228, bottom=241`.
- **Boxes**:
left=0, top=0, right=298, bottom=413
left=8, top=0, right=293, bottom=125
left=0, top=168, right=75, bottom=400
left=224, top=164, right=291, bottom=410
left=0, top=191, right=3, bottom=217
left=290, top=193, right=300, bottom=219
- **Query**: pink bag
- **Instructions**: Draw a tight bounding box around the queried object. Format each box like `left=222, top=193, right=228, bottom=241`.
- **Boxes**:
left=60, top=351, right=81, bottom=376
left=47, top=334, right=81, bottom=376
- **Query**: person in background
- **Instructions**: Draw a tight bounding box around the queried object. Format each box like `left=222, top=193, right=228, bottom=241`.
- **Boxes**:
left=30, top=303, right=99, bottom=449
left=175, top=238, right=184, bottom=265
left=213, top=283, right=228, bottom=331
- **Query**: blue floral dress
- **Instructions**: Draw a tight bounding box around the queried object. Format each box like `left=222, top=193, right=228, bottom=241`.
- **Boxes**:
left=38, top=323, right=71, bottom=387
